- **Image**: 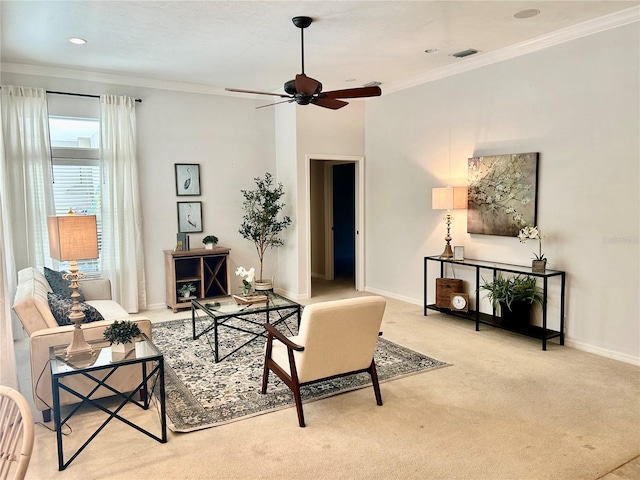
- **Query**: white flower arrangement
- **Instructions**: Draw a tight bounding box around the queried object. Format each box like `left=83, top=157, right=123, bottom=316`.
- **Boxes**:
left=517, top=225, right=545, bottom=261
left=235, top=266, right=255, bottom=291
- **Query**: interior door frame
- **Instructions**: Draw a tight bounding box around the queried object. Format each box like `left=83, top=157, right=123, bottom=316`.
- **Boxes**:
left=305, top=154, right=364, bottom=296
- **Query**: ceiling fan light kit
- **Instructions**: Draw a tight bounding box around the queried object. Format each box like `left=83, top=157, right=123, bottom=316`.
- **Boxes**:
left=226, top=16, right=381, bottom=110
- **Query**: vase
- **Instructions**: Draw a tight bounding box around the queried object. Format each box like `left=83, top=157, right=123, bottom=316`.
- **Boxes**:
left=499, top=301, right=531, bottom=329
left=532, top=259, right=547, bottom=273
left=243, top=284, right=252, bottom=296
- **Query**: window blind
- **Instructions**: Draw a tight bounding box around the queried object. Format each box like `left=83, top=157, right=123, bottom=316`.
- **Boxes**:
left=51, top=151, right=102, bottom=277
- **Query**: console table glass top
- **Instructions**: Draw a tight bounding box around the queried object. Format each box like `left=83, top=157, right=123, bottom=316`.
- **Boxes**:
left=424, top=255, right=564, bottom=277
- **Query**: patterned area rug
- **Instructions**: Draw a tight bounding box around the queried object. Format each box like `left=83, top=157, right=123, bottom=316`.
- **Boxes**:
left=152, top=314, right=449, bottom=432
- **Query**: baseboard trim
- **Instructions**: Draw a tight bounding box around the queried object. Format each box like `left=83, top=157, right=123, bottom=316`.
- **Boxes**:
left=364, top=286, right=422, bottom=306
left=564, top=339, right=640, bottom=367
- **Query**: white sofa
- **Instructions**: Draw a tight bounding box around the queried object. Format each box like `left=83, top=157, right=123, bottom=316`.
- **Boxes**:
left=12, top=267, right=152, bottom=421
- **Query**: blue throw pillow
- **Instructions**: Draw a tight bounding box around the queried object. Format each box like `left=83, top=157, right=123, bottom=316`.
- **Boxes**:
left=47, top=292, right=104, bottom=326
left=44, top=267, right=85, bottom=302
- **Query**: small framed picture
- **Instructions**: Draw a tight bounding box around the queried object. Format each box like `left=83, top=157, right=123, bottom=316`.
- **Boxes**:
left=453, top=246, right=465, bottom=261
left=177, top=202, right=203, bottom=233
left=175, top=164, right=201, bottom=196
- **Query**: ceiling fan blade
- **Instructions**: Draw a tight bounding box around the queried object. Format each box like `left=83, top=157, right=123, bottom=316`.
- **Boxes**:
left=256, top=99, right=294, bottom=109
left=322, top=86, right=382, bottom=99
left=312, top=97, right=348, bottom=110
left=295, top=74, right=321, bottom=96
left=225, top=87, right=291, bottom=99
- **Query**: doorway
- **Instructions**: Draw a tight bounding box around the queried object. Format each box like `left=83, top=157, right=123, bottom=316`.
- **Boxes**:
left=332, top=163, right=355, bottom=280
left=307, top=155, right=364, bottom=298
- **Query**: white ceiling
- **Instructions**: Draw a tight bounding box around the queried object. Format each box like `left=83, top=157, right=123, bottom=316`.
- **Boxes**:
left=1, top=1, right=638, bottom=98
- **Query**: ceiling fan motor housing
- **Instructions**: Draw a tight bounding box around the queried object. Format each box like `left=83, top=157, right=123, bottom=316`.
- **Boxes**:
left=284, top=79, right=322, bottom=95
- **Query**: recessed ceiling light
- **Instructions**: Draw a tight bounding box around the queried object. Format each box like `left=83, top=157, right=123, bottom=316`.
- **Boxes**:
left=514, top=9, right=540, bottom=19
left=68, top=37, right=87, bottom=45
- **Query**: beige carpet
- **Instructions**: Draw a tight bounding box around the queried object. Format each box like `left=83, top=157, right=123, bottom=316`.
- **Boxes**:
left=16, top=279, right=640, bottom=479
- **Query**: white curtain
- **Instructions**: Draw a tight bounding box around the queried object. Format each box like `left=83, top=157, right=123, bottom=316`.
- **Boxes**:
left=100, top=95, right=146, bottom=312
left=0, top=85, right=54, bottom=388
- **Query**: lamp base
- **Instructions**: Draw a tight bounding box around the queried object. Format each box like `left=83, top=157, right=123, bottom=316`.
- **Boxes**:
left=440, top=244, right=454, bottom=258
left=65, top=323, right=94, bottom=357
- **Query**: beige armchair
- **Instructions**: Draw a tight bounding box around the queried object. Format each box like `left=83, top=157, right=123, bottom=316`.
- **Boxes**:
left=261, top=296, right=386, bottom=427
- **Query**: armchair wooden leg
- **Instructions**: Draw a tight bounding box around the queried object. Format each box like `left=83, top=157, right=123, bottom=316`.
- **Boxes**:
left=292, top=383, right=305, bottom=428
left=261, top=361, right=270, bottom=394
left=368, top=360, right=383, bottom=406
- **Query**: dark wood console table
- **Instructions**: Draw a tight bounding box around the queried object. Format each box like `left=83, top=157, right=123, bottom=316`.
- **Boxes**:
left=424, top=256, right=566, bottom=350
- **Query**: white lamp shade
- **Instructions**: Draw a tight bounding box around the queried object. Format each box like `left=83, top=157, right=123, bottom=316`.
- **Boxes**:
left=48, top=215, right=99, bottom=261
left=432, top=186, right=468, bottom=210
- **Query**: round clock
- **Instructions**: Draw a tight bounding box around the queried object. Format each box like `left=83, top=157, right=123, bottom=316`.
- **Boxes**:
left=450, top=293, right=469, bottom=312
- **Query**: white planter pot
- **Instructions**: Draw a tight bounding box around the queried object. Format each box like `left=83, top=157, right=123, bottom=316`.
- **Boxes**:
left=204, top=243, right=214, bottom=250
left=111, top=342, right=135, bottom=354
left=254, top=279, right=273, bottom=291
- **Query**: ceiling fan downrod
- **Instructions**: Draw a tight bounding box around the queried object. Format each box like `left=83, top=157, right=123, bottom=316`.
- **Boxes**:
left=292, top=16, right=312, bottom=75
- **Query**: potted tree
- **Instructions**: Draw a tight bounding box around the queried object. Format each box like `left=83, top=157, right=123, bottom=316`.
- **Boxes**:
left=103, top=320, right=142, bottom=353
left=481, top=274, right=543, bottom=327
left=239, top=172, right=292, bottom=290
left=202, top=235, right=219, bottom=250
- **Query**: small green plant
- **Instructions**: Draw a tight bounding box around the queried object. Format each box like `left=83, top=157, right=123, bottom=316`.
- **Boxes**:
left=202, top=235, right=218, bottom=245
left=177, top=283, right=196, bottom=298
left=481, top=274, right=543, bottom=311
left=103, top=320, right=141, bottom=345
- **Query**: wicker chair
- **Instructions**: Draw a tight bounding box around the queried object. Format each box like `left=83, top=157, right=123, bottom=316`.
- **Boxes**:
left=261, top=296, right=386, bottom=427
left=0, top=386, right=34, bottom=480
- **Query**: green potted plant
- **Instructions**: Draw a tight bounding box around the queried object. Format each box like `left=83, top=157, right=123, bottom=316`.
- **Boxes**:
left=239, top=172, right=292, bottom=290
left=103, top=320, right=142, bottom=353
left=177, top=283, right=197, bottom=301
left=202, top=235, right=219, bottom=250
left=481, top=274, right=543, bottom=326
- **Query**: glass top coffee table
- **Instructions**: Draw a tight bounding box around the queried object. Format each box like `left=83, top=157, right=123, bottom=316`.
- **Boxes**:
left=191, top=292, right=301, bottom=362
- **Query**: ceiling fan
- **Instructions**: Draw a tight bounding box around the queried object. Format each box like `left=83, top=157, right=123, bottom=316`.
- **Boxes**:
left=225, top=16, right=382, bottom=110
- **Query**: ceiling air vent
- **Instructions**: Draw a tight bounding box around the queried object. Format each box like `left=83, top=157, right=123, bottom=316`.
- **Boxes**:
left=451, top=49, right=478, bottom=58
left=364, top=81, right=382, bottom=87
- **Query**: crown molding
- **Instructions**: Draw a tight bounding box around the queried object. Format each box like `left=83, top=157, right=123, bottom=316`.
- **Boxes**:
left=0, top=62, right=235, bottom=98
left=2, top=6, right=638, bottom=98
left=383, top=5, right=640, bottom=94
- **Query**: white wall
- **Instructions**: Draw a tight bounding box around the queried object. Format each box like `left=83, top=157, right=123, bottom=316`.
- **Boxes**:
left=1, top=72, right=276, bottom=308
left=364, top=23, right=640, bottom=363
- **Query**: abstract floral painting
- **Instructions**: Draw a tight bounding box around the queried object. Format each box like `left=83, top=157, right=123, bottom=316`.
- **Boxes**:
left=467, top=153, right=538, bottom=236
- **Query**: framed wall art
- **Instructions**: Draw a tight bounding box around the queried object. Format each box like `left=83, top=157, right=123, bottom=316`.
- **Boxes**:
left=467, top=152, right=538, bottom=236
left=175, top=163, right=201, bottom=196
left=177, top=201, right=203, bottom=233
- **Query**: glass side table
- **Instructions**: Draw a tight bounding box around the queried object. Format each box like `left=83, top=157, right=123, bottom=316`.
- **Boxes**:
left=50, top=333, right=166, bottom=470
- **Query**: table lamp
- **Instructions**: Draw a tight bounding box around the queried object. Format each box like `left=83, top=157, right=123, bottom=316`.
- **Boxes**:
left=47, top=213, right=99, bottom=358
left=432, top=186, right=467, bottom=258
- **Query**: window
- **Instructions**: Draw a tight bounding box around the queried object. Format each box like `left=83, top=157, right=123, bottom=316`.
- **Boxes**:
left=48, top=117, right=102, bottom=277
